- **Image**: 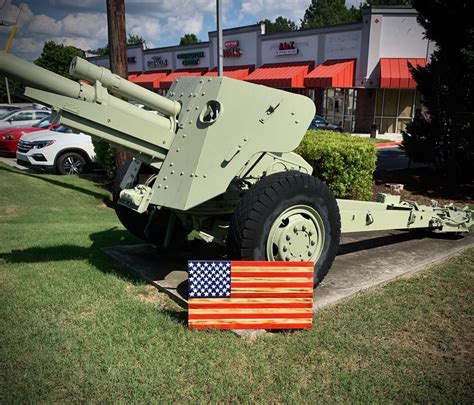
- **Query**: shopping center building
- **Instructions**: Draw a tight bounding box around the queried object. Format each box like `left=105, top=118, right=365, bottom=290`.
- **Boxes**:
left=87, top=6, right=432, bottom=134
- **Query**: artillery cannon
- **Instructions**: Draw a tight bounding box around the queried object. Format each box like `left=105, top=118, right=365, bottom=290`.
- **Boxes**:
left=0, top=53, right=471, bottom=286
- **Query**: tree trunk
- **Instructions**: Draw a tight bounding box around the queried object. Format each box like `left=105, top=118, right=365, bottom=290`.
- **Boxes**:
left=106, top=0, right=132, bottom=168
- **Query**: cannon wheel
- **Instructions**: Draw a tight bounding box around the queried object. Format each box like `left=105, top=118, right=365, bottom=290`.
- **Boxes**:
left=228, top=171, right=341, bottom=287
left=113, top=160, right=185, bottom=246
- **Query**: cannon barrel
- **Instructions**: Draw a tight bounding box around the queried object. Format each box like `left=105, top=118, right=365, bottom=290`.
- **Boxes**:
left=70, top=57, right=181, bottom=117
left=0, top=52, right=175, bottom=132
left=0, top=52, right=94, bottom=101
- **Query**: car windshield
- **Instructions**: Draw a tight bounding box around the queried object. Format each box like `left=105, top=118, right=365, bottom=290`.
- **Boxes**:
left=33, top=116, right=52, bottom=128
left=314, top=116, right=326, bottom=124
left=54, top=125, right=73, bottom=133
left=0, top=110, right=18, bottom=120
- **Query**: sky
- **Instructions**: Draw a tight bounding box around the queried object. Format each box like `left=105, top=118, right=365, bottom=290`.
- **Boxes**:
left=0, top=0, right=363, bottom=61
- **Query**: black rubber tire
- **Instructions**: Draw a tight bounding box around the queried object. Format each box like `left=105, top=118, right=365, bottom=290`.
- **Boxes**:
left=56, top=152, right=87, bottom=175
left=228, top=171, right=341, bottom=287
left=113, top=160, right=185, bottom=246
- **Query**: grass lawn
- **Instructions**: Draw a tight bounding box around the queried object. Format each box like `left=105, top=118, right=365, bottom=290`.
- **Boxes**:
left=1, top=162, right=473, bottom=403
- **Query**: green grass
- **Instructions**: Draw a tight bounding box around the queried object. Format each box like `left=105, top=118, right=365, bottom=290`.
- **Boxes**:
left=1, top=162, right=473, bottom=403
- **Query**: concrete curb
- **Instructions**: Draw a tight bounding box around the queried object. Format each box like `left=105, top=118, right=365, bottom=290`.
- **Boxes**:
left=314, top=242, right=473, bottom=311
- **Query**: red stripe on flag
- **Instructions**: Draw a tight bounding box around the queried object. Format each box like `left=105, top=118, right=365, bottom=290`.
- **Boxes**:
left=232, top=282, right=314, bottom=288
left=231, top=271, right=313, bottom=278
left=231, top=261, right=314, bottom=267
left=189, top=302, right=313, bottom=309
left=189, top=313, right=312, bottom=320
left=230, top=292, right=313, bottom=298
left=189, top=323, right=313, bottom=330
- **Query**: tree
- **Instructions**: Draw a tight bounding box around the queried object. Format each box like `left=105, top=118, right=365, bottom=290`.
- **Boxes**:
left=402, top=0, right=474, bottom=184
left=179, top=33, right=201, bottom=45
left=127, top=34, right=145, bottom=46
left=258, top=16, right=298, bottom=33
left=34, top=41, right=85, bottom=79
left=90, top=34, right=145, bottom=56
left=301, top=0, right=360, bottom=28
left=0, top=76, right=25, bottom=103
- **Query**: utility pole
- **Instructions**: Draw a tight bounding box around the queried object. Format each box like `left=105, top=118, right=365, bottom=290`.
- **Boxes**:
left=2, top=3, right=23, bottom=104
left=106, top=0, right=130, bottom=167
left=216, top=0, right=223, bottom=76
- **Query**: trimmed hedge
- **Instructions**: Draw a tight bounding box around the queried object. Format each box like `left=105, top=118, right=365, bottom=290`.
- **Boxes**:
left=295, top=130, right=376, bottom=200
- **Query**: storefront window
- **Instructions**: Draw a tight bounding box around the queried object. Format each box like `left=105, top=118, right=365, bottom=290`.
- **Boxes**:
left=374, top=89, right=418, bottom=133
left=322, top=88, right=357, bottom=132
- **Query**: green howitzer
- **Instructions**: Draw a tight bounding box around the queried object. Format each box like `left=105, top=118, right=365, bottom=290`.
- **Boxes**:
left=0, top=53, right=471, bottom=286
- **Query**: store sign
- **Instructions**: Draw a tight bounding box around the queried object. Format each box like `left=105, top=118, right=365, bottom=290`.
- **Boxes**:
left=177, top=51, right=205, bottom=66
left=147, top=56, right=168, bottom=68
left=224, top=39, right=241, bottom=58
left=275, top=41, right=299, bottom=56
left=225, top=40, right=239, bottom=48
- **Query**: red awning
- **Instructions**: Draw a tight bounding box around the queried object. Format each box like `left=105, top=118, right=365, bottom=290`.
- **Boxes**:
left=159, top=69, right=208, bottom=89
left=133, top=71, right=169, bottom=88
left=128, top=73, right=139, bottom=81
left=204, top=66, right=254, bottom=80
left=244, top=62, right=313, bottom=88
left=304, top=59, right=356, bottom=88
left=380, top=58, right=426, bottom=88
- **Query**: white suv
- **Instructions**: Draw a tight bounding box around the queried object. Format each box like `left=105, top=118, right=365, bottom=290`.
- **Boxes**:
left=17, top=126, right=97, bottom=175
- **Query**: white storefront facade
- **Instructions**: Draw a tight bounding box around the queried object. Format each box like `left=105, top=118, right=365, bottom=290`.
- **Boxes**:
left=87, top=6, right=431, bottom=133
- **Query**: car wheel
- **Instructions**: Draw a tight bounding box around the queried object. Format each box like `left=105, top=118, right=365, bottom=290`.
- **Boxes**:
left=56, top=152, right=87, bottom=175
left=227, top=171, right=341, bottom=287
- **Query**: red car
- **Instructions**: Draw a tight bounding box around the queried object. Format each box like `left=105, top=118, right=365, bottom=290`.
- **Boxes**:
left=0, top=116, right=59, bottom=155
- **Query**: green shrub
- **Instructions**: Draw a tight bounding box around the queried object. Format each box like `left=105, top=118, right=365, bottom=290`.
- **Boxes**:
left=295, top=130, right=376, bottom=200
left=93, top=140, right=116, bottom=179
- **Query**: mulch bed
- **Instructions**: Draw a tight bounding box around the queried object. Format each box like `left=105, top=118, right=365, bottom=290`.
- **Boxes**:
left=374, top=166, right=473, bottom=206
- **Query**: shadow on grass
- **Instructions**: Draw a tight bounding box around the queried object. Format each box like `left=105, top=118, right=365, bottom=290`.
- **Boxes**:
left=0, top=227, right=143, bottom=284
left=0, top=226, right=190, bottom=326
left=0, top=163, right=110, bottom=203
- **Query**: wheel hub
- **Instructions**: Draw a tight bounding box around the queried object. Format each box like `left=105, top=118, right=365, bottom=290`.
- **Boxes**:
left=266, top=205, right=325, bottom=262
left=64, top=157, right=83, bottom=174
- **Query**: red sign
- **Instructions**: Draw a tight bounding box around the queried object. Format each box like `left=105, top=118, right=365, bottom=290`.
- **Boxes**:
left=224, top=40, right=241, bottom=58
left=279, top=41, right=296, bottom=50
left=224, top=48, right=241, bottom=57
left=275, top=41, right=298, bottom=56
left=225, top=40, right=239, bottom=48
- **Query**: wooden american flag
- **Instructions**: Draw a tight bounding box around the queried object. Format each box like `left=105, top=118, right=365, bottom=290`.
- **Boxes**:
left=187, top=260, right=314, bottom=330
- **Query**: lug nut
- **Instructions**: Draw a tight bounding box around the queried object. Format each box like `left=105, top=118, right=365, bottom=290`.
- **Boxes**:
left=308, top=251, right=312, bottom=256
left=302, top=225, right=307, bottom=231
left=293, top=226, right=298, bottom=233
left=285, top=256, right=290, bottom=261
left=282, top=246, right=287, bottom=252
left=310, top=241, right=315, bottom=246
left=308, top=231, right=313, bottom=236
left=286, top=235, right=291, bottom=241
